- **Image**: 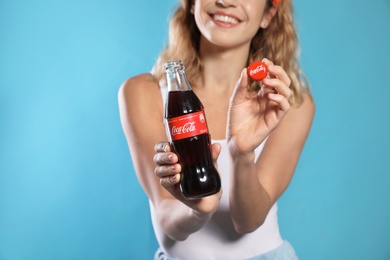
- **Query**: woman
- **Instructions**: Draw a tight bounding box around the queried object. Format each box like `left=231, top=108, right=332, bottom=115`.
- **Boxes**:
left=118, top=0, right=315, bottom=259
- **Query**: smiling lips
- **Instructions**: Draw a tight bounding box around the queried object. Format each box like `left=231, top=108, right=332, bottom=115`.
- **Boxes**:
left=210, top=12, right=241, bottom=27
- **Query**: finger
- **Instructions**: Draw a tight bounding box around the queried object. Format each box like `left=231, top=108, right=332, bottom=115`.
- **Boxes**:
left=210, top=143, right=222, bottom=182
left=269, top=66, right=291, bottom=88
left=211, top=143, right=221, bottom=165
left=262, top=77, right=292, bottom=100
left=154, top=142, right=172, bottom=153
left=155, top=163, right=182, bottom=178
left=262, top=58, right=291, bottom=87
left=266, top=65, right=291, bottom=88
left=262, top=58, right=274, bottom=67
left=261, top=58, right=274, bottom=77
left=160, top=173, right=181, bottom=189
left=153, top=151, right=178, bottom=165
left=267, top=93, right=291, bottom=112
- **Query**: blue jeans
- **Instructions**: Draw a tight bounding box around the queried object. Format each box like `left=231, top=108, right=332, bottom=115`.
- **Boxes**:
left=154, top=240, right=298, bottom=260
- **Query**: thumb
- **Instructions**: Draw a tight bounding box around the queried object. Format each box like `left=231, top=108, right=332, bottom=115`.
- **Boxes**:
left=231, top=68, right=250, bottom=104
left=211, top=142, right=221, bottom=169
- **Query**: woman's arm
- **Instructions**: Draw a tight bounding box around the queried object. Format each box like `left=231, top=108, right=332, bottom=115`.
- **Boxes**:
left=118, top=74, right=221, bottom=241
left=227, top=61, right=315, bottom=233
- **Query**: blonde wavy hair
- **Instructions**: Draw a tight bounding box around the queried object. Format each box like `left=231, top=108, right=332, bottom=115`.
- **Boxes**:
left=152, top=0, right=309, bottom=105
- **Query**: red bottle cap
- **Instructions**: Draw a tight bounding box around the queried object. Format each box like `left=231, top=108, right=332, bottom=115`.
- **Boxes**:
left=247, top=61, right=268, bottom=81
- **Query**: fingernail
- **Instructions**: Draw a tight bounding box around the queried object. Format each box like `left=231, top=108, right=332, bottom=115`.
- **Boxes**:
left=168, top=155, right=173, bottom=162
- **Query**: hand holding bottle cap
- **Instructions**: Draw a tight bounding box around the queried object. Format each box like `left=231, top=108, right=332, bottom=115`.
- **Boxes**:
left=247, top=61, right=268, bottom=81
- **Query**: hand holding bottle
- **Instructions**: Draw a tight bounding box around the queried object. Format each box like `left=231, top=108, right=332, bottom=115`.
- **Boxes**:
left=153, top=141, right=222, bottom=215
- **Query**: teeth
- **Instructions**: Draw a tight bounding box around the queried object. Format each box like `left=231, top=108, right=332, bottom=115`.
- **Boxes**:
left=214, top=14, right=239, bottom=24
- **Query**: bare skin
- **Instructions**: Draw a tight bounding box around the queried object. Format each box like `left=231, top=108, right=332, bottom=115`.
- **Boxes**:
left=118, top=0, right=315, bottom=241
left=119, top=60, right=314, bottom=240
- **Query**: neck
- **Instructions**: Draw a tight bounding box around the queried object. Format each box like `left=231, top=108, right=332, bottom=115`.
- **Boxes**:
left=195, top=38, right=250, bottom=93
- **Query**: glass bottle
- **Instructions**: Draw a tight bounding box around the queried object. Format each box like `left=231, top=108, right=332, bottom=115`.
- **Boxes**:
left=164, top=60, right=221, bottom=199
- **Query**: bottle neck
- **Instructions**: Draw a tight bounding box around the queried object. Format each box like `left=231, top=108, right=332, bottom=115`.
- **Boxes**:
left=164, top=61, right=192, bottom=92
left=166, top=70, right=191, bottom=92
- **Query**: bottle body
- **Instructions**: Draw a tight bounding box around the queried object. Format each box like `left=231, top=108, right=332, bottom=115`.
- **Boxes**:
left=164, top=61, right=221, bottom=199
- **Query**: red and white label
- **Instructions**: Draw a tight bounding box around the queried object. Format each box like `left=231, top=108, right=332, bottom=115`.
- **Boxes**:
left=166, top=111, right=208, bottom=141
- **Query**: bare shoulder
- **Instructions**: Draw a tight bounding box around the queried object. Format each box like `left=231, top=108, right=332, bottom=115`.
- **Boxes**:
left=295, top=92, right=316, bottom=113
left=118, top=73, right=166, bottom=140
left=289, top=92, right=316, bottom=123
left=121, top=73, right=158, bottom=88
left=118, top=73, right=164, bottom=116
left=118, top=73, right=161, bottom=102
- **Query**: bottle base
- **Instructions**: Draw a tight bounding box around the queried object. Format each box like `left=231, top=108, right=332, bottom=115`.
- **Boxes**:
left=181, top=187, right=221, bottom=200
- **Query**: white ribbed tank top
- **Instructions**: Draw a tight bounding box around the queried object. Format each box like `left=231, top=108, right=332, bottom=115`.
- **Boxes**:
left=149, top=84, right=283, bottom=259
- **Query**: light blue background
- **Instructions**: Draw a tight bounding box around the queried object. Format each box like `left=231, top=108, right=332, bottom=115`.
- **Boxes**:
left=0, top=0, right=389, bottom=259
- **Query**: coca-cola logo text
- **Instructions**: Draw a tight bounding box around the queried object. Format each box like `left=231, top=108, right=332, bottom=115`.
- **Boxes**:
left=166, top=111, right=208, bottom=141
left=171, top=122, right=196, bottom=136
left=249, top=64, right=266, bottom=76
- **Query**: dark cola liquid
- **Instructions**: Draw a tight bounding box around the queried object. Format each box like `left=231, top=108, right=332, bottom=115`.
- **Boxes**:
left=166, top=90, right=221, bottom=199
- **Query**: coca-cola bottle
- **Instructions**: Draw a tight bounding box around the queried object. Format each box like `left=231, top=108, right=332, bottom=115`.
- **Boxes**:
left=164, top=60, right=221, bottom=199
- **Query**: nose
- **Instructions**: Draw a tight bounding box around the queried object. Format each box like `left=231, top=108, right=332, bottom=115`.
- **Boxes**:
left=216, top=0, right=237, bottom=8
